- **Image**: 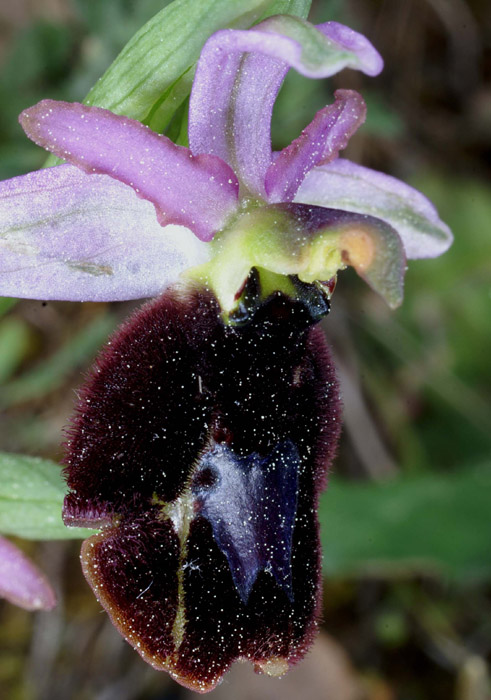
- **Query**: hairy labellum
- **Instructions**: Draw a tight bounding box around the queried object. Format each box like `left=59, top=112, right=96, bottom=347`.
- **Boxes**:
left=63, top=285, right=341, bottom=692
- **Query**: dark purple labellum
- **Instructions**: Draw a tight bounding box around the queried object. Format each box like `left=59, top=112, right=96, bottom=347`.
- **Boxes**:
left=63, top=285, right=341, bottom=692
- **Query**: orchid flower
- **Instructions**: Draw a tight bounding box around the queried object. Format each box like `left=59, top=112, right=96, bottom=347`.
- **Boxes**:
left=0, top=13, right=452, bottom=694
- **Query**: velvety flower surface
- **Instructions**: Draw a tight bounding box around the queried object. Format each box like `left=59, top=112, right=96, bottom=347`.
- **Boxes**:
left=63, top=287, right=341, bottom=691
left=0, top=11, right=453, bottom=693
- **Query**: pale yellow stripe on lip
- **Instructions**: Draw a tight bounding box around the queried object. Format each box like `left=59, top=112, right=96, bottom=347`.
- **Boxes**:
left=157, top=487, right=196, bottom=651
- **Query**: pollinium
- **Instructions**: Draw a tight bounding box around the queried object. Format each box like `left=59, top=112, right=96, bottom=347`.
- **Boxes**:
left=63, top=284, right=340, bottom=692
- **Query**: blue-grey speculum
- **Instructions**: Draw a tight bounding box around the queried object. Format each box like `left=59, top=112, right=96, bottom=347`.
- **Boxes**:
left=192, top=440, right=300, bottom=603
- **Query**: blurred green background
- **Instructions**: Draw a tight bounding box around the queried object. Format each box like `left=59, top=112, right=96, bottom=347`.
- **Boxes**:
left=0, top=0, right=490, bottom=698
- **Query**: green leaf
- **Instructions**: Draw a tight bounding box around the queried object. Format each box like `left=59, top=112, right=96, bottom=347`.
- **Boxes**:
left=0, top=298, right=17, bottom=318
left=0, top=453, right=94, bottom=540
left=0, top=312, right=116, bottom=407
left=0, top=317, right=32, bottom=383
left=258, top=0, right=311, bottom=18
left=320, top=466, right=491, bottom=581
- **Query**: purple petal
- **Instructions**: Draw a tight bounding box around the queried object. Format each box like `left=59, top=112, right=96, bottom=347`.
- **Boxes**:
left=295, top=159, right=453, bottom=258
left=0, top=165, right=210, bottom=301
left=0, top=536, right=56, bottom=611
left=20, top=100, right=239, bottom=242
left=189, top=16, right=383, bottom=198
left=265, top=90, right=366, bottom=202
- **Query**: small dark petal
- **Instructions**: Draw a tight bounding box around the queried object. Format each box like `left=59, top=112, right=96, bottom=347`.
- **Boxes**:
left=63, top=492, right=113, bottom=528
left=64, top=286, right=341, bottom=691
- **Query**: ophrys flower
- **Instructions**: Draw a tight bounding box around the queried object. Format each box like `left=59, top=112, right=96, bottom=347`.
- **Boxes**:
left=0, top=13, right=452, bottom=693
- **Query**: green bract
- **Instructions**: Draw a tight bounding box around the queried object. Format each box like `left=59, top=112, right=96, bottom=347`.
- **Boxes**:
left=0, top=453, right=94, bottom=540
